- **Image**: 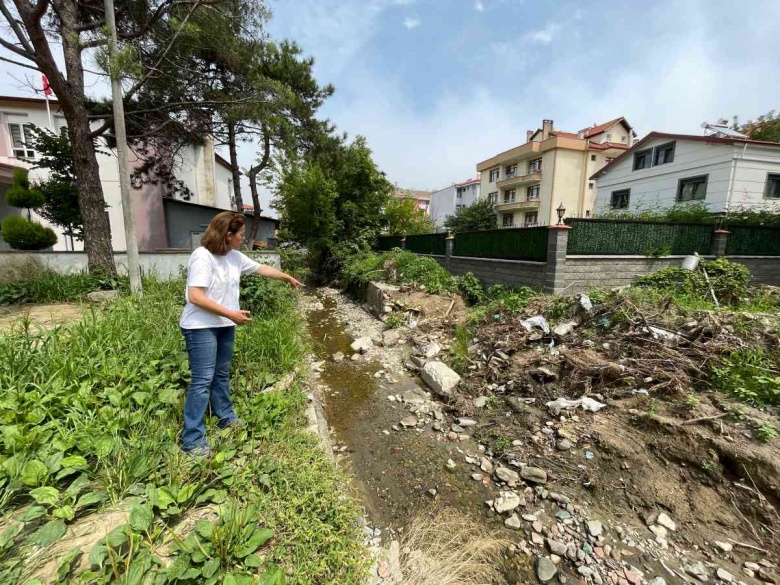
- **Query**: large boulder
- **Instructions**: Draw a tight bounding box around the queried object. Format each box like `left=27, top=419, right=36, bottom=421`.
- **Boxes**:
left=350, top=337, right=373, bottom=354
left=86, top=290, right=120, bottom=303
left=420, top=362, right=460, bottom=397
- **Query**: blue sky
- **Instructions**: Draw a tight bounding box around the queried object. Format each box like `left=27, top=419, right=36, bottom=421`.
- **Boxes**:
left=2, top=0, right=779, bottom=213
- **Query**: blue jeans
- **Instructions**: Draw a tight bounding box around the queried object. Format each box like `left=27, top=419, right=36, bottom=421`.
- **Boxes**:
left=181, top=326, right=238, bottom=451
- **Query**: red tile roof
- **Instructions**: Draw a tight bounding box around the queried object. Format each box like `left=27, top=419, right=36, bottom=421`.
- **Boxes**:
left=587, top=141, right=630, bottom=151
left=590, top=131, right=780, bottom=180
left=455, top=177, right=480, bottom=186
left=580, top=117, right=628, bottom=138
left=550, top=131, right=579, bottom=139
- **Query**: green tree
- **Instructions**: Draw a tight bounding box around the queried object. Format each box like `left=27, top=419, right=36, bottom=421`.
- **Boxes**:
left=382, top=197, right=436, bottom=235
left=28, top=127, right=84, bottom=247
left=443, top=198, right=498, bottom=233
left=1, top=168, right=57, bottom=250
left=732, top=110, right=780, bottom=142
left=275, top=136, right=393, bottom=277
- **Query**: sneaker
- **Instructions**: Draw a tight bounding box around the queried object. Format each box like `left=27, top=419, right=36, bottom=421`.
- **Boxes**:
left=183, top=445, right=213, bottom=458
left=218, top=417, right=245, bottom=429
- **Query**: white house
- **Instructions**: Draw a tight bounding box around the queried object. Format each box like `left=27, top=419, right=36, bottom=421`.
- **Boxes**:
left=0, top=95, right=278, bottom=252
left=592, top=131, right=780, bottom=214
left=429, top=178, right=480, bottom=229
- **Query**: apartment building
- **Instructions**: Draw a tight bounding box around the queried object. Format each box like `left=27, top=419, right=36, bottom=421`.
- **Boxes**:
left=0, top=95, right=278, bottom=251
left=477, top=117, right=636, bottom=227
left=429, top=177, right=480, bottom=229
left=391, top=188, right=434, bottom=215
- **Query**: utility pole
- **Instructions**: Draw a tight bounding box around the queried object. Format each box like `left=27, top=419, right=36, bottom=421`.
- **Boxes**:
left=104, top=0, right=142, bottom=295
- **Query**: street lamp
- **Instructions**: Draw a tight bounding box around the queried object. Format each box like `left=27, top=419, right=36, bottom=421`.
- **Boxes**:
left=556, top=202, right=566, bottom=225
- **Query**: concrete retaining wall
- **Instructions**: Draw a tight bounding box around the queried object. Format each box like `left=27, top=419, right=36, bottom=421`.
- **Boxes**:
left=728, top=257, right=780, bottom=286
left=562, top=256, right=708, bottom=294
left=449, top=256, right=546, bottom=289
left=0, top=250, right=280, bottom=282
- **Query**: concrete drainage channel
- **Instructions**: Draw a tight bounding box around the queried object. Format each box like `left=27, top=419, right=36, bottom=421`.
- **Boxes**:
left=297, top=287, right=767, bottom=585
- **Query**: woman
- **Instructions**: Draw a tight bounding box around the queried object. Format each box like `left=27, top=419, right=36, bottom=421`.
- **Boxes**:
left=179, top=211, right=302, bottom=456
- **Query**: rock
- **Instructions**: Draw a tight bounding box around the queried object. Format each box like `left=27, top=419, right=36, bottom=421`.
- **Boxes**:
left=716, top=568, right=733, bottom=583
left=549, top=492, right=571, bottom=505
left=409, top=355, right=426, bottom=368
left=351, top=353, right=361, bottom=361
left=532, top=520, right=543, bottom=533
left=744, top=562, right=760, bottom=572
left=382, top=330, right=401, bottom=347
left=332, top=351, right=345, bottom=362
left=350, top=336, right=373, bottom=354
left=451, top=424, right=465, bottom=433
left=536, top=557, right=558, bottom=582
left=457, top=417, right=477, bottom=427
left=495, top=467, right=520, bottom=483
left=554, top=510, right=571, bottom=520
left=480, top=457, right=494, bottom=473
left=427, top=488, right=437, bottom=498
left=648, top=578, right=666, bottom=585
left=758, top=568, right=776, bottom=583
left=649, top=525, right=667, bottom=539
left=446, top=459, right=456, bottom=471
left=401, top=389, right=427, bottom=404
left=587, top=520, right=603, bottom=537
left=556, top=439, right=574, bottom=451
left=578, top=567, right=594, bottom=578
left=420, top=362, right=461, bottom=397
left=684, top=561, right=710, bottom=582
left=713, top=541, right=732, bottom=553
left=531, top=367, right=558, bottom=381
left=656, top=512, right=676, bottom=531
left=471, top=473, right=483, bottom=481
left=86, top=290, right=120, bottom=303
left=387, top=395, right=396, bottom=402
left=494, top=491, right=523, bottom=514
left=521, top=466, right=548, bottom=484
left=505, top=514, right=522, bottom=530
left=547, top=539, right=568, bottom=556
left=400, top=416, right=418, bottom=428
left=532, top=532, right=545, bottom=545
left=421, top=341, right=441, bottom=358
left=505, top=396, right=527, bottom=414
left=474, top=396, right=488, bottom=408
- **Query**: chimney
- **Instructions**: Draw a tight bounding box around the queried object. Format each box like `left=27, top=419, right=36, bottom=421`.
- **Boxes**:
left=577, top=130, right=585, bottom=139
left=542, top=119, right=553, bottom=139
left=526, top=130, right=533, bottom=142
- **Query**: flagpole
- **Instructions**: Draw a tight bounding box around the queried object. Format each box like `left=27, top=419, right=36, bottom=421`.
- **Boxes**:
left=42, top=75, right=53, bottom=130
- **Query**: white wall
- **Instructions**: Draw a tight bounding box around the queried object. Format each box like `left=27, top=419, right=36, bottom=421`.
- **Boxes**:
left=429, top=184, right=455, bottom=228
left=594, top=138, right=737, bottom=214
left=214, top=161, right=234, bottom=211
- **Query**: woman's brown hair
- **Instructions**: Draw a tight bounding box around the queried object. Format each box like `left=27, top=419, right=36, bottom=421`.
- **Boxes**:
left=201, top=212, right=245, bottom=255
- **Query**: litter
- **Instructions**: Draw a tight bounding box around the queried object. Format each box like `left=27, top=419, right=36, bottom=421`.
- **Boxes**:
left=579, top=294, right=593, bottom=312
left=545, top=396, right=607, bottom=416
left=632, top=388, right=649, bottom=396
left=520, top=315, right=550, bottom=334
left=585, top=450, right=594, bottom=460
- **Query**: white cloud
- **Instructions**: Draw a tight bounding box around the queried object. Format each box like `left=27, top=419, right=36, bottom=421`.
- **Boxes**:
left=525, top=23, right=561, bottom=44
left=394, top=0, right=415, bottom=4
left=403, top=17, right=420, bottom=29
left=474, top=0, right=485, bottom=12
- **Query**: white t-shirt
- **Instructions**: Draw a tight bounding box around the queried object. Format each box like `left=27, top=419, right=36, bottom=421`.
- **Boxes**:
left=179, top=247, right=260, bottom=329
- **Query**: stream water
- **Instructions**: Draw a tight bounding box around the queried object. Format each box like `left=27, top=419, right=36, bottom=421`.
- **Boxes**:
left=304, top=291, right=498, bottom=530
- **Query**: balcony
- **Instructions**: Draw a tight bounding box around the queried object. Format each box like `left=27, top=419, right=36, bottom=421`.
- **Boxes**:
left=496, top=170, right=542, bottom=189
left=494, top=198, right=541, bottom=212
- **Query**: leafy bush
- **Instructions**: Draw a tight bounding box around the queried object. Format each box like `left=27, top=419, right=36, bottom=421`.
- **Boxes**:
left=1, top=215, right=57, bottom=250
left=277, top=243, right=309, bottom=280
left=712, top=348, right=780, bottom=405
left=5, top=168, right=45, bottom=210
left=634, top=258, right=750, bottom=306
left=457, top=272, right=485, bottom=305
left=470, top=284, right=537, bottom=322
left=0, top=269, right=126, bottom=305
left=341, top=249, right=458, bottom=295
left=239, top=274, right=297, bottom=319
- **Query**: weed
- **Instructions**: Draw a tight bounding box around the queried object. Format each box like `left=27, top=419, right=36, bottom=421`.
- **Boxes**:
left=492, top=436, right=513, bottom=457
left=683, top=395, right=699, bottom=412
left=756, top=421, right=778, bottom=443
left=634, top=258, right=750, bottom=306
left=711, top=348, right=780, bottom=405
left=700, top=459, right=717, bottom=473
left=449, top=324, right=471, bottom=373
left=384, top=312, right=404, bottom=329
left=0, top=270, right=128, bottom=305
left=457, top=272, right=484, bottom=305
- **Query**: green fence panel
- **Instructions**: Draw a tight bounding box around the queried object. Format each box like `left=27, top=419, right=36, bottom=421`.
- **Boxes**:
left=726, top=225, right=780, bottom=256
left=377, top=235, right=404, bottom=251
left=405, top=233, right=448, bottom=255
left=566, top=219, right=713, bottom=255
left=453, top=226, right=548, bottom=261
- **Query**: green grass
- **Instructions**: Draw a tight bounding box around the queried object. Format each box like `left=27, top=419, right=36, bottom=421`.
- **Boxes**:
left=0, top=269, right=128, bottom=305
left=342, top=249, right=458, bottom=295
left=0, top=276, right=367, bottom=584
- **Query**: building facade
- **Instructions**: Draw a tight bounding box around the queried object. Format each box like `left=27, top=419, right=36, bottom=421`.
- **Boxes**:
left=0, top=95, right=277, bottom=251
left=592, top=132, right=780, bottom=215
left=477, top=118, right=635, bottom=227
left=391, top=188, right=434, bottom=215
left=429, top=178, right=480, bottom=229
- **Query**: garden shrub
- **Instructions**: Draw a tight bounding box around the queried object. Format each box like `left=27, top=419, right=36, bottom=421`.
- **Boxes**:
left=1, top=215, right=57, bottom=250
left=634, top=258, right=750, bottom=306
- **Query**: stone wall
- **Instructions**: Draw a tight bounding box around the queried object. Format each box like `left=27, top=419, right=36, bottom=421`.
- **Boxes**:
left=728, top=257, right=780, bottom=287
left=0, top=250, right=281, bottom=282
left=448, top=256, right=546, bottom=289
left=562, top=256, right=702, bottom=294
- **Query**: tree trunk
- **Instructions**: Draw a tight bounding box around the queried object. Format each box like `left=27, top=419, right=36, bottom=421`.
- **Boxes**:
left=17, top=0, right=117, bottom=275
left=247, top=132, right=271, bottom=244
left=227, top=121, right=243, bottom=212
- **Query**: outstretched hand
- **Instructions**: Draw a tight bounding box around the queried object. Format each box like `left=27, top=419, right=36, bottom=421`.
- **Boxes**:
left=227, top=309, right=252, bottom=325
left=287, top=276, right=304, bottom=289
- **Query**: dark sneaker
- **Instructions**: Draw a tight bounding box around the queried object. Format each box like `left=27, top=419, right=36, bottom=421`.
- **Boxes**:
left=183, top=446, right=213, bottom=458
left=219, top=417, right=245, bottom=429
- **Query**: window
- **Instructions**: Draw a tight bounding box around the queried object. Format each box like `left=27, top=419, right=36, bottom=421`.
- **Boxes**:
left=621, top=136, right=627, bottom=143
left=526, top=185, right=540, bottom=200
left=502, top=214, right=514, bottom=227
left=8, top=122, right=36, bottom=159
left=528, top=158, right=542, bottom=173
left=456, top=204, right=465, bottom=211
left=677, top=175, right=708, bottom=202
left=653, top=141, right=675, bottom=166
left=585, top=210, right=591, bottom=218
left=489, top=168, right=500, bottom=182
left=524, top=211, right=538, bottom=227
left=765, top=173, right=780, bottom=199
left=456, top=188, right=463, bottom=199
left=588, top=182, right=594, bottom=190
left=487, top=191, right=498, bottom=204
left=610, top=189, right=630, bottom=209
left=505, top=164, right=517, bottom=178
left=590, top=154, right=597, bottom=162
left=633, top=148, right=652, bottom=170
left=503, top=189, right=516, bottom=203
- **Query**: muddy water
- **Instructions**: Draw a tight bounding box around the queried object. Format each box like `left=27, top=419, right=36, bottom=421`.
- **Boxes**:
left=305, top=292, right=499, bottom=530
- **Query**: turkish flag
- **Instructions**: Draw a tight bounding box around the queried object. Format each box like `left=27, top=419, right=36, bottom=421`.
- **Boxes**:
left=42, top=75, right=52, bottom=96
